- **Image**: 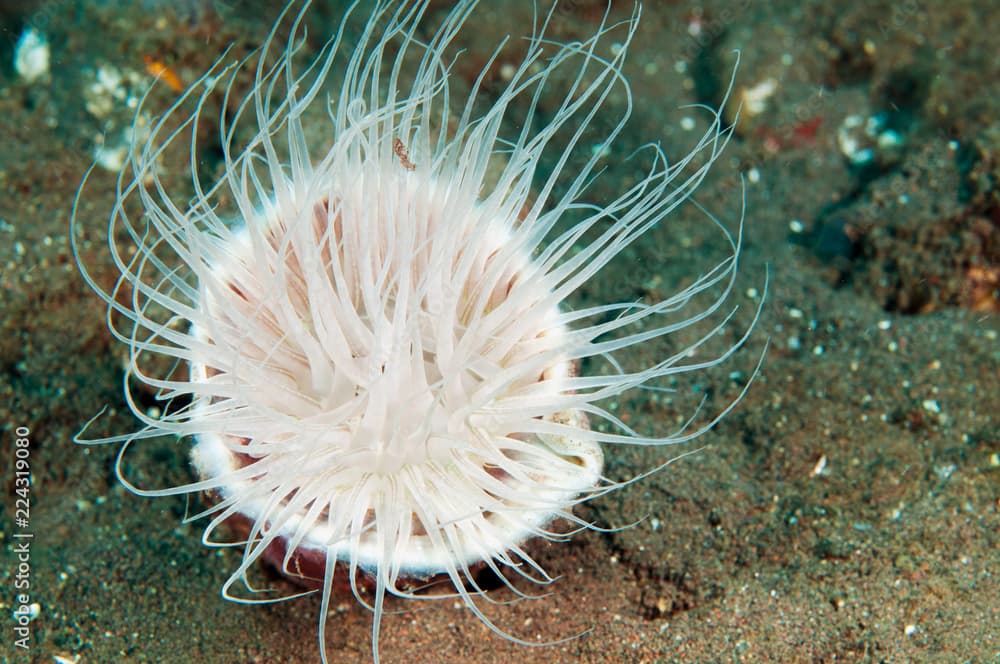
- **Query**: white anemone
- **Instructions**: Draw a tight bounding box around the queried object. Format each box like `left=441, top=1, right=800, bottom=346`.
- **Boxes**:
left=73, top=1, right=761, bottom=662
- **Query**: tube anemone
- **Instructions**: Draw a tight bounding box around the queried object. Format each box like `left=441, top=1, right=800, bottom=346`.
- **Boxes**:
left=72, top=1, right=761, bottom=661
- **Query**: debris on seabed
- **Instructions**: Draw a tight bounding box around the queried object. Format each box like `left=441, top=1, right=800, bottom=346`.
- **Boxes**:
left=837, top=112, right=905, bottom=168
left=14, top=27, right=51, bottom=83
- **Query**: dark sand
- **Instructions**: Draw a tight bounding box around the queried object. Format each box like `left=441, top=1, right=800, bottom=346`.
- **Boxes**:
left=1, top=1, right=997, bottom=662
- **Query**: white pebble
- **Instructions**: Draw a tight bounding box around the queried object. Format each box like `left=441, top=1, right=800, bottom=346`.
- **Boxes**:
left=14, top=28, right=50, bottom=83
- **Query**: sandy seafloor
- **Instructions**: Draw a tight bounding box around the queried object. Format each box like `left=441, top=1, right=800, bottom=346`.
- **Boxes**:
left=1, top=1, right=998, bottom=662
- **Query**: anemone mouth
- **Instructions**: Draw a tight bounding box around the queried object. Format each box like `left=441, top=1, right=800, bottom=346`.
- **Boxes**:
left=188, top=166, right=604, bottom=576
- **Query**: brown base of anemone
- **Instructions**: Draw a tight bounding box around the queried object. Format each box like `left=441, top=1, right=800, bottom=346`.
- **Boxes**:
left=207, top=495, right=486, bottom=597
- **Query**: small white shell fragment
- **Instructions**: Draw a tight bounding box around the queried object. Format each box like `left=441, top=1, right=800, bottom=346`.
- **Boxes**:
left=741, top=78, right=778, bottom=116
left=83, top=65, right=150, bottom=119
left=84, top=65, right=125, bottom=119
left=14, top=27, right=51, bottom=83
left=93, top=119, right=151, bottom=172
left=810, top=454, right=828, bottom=477
left=94, top=139, right=129, bottom=173
left=837, top=115, right=867, bottom=164
left=837, top=112, right=905, bottom=167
